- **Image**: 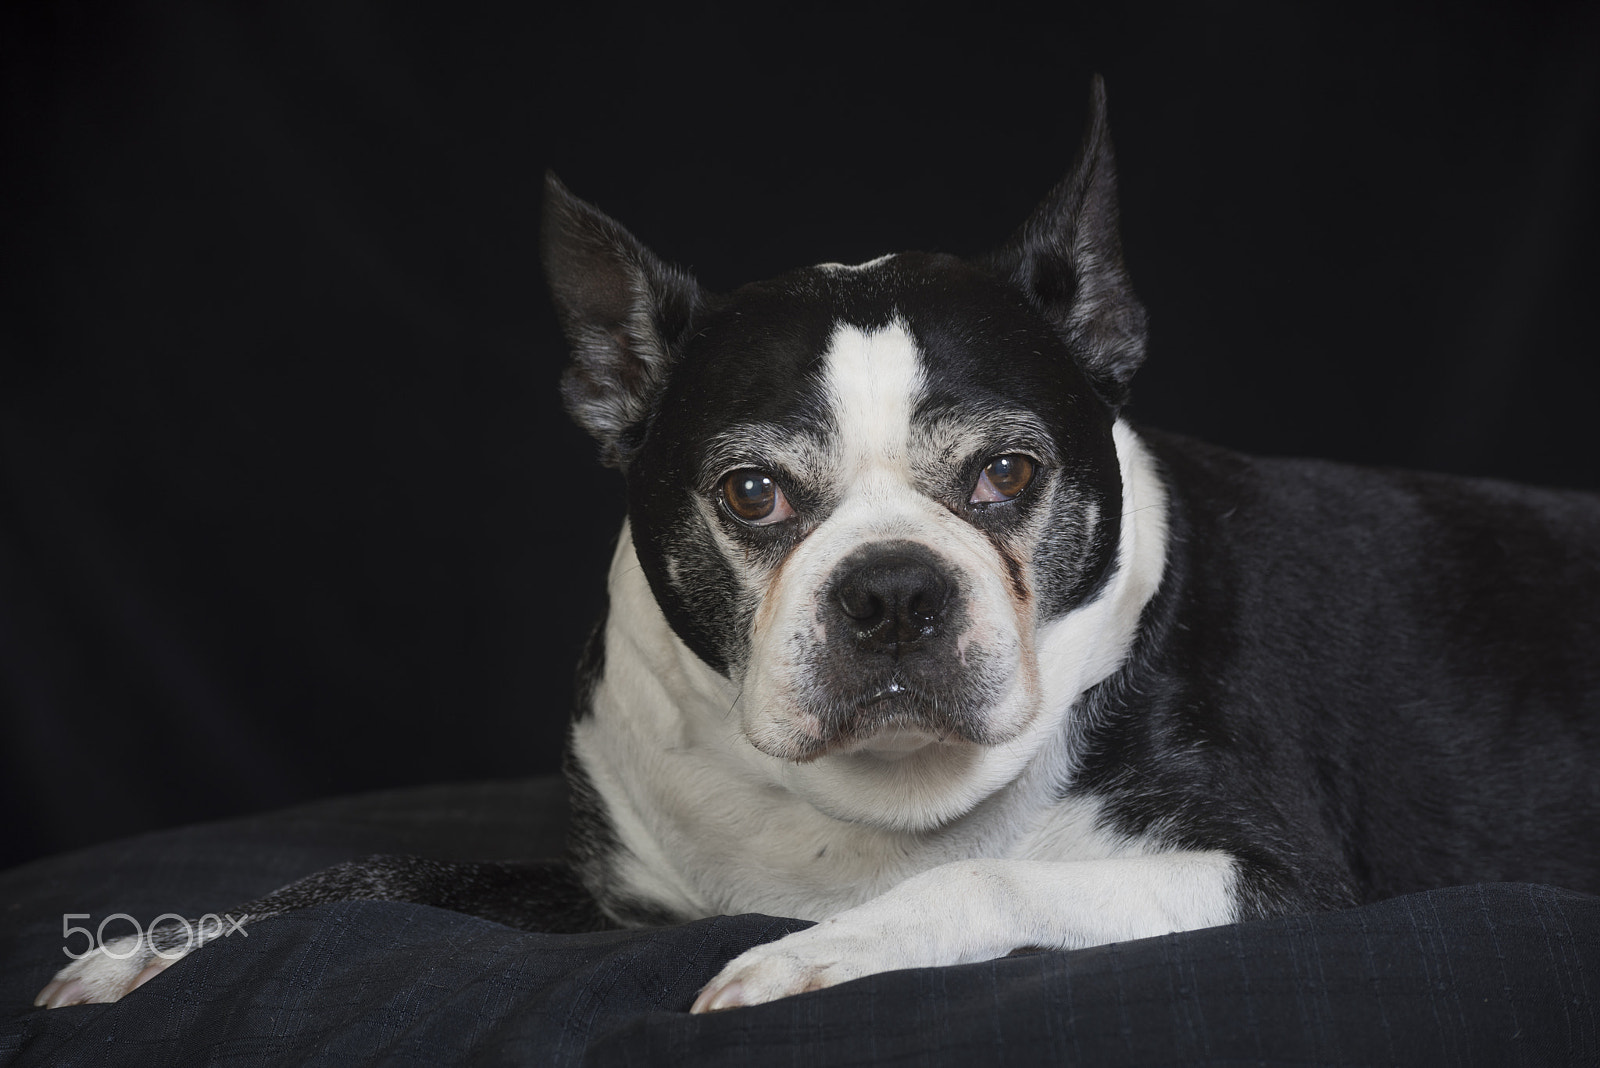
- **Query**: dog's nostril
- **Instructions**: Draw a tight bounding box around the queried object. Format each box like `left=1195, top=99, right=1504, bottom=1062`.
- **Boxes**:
left=838, top=585, right=883, bottom=622
left=907, top=587, right=944, bottom=622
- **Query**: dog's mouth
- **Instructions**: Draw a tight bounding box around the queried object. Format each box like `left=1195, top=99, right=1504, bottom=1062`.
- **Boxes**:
left=773, top=678, right=989, bottom=764
left=862, top=677, right=913, bottom=708
left=843, top=682, right=941, bottom=760
left=842, top=725, right=943, bottom=762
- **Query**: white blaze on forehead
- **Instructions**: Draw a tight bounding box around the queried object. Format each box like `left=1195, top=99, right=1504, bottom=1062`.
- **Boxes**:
left=815, top=253, right=897, bottom=274
left=821, top=320, right=925, bottom=476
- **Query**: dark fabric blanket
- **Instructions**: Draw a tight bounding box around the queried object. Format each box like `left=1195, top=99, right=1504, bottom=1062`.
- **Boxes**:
left=2, top=779, right=1596, bottom=1066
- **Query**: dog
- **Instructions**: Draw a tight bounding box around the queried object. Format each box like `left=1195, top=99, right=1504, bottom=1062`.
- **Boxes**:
left=37, top=77, right=1600, bottom=1014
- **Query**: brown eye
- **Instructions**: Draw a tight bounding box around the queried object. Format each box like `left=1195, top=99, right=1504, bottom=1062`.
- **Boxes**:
left=971, top=454, right=1036, bottom=503
left=721, top=469, right=794, bottom=526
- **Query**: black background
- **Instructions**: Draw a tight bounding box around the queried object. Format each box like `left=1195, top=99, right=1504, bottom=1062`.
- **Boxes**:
left=2, top=2, right=1596, bottom=870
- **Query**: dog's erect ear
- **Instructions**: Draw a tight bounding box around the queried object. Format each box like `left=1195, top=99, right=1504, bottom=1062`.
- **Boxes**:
left=541, top=173, right=702, bottom=467
left=985, top=76, right=1148, bottom=408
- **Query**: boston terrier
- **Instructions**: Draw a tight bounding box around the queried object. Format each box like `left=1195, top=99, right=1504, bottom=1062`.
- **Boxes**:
left=37, top=78, right=1600, bottom=1014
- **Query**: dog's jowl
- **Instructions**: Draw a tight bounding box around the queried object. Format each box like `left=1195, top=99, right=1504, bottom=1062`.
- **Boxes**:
left=37, top=78, right=1600, bottom=1013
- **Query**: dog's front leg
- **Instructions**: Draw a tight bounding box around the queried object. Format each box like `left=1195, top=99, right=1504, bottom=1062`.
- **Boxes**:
left=690, top=851, right=1239, bottom=1013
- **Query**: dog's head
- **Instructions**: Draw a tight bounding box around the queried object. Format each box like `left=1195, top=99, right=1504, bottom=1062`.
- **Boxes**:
left=545, top=80, right=1157, bottom=829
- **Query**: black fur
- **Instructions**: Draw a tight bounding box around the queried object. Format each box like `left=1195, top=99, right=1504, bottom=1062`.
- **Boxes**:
left=542, top=172, right=703, bottom=468
left=982, top=75, right=1147, bottom=408
left=76, top=854, right=613, bottom=995
left=571, top=592, right=608, bottom=723
left=1073, top=430, right=1600, bottom=914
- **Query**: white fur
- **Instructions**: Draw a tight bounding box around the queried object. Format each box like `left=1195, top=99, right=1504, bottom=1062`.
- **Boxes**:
left=818, top=318, right=924, bottom=473
left=815, top=253, right=898, bottom=274
left=35, top=931, right=195, bottom=1008
left=692, top=851, right=1237, bottom=1012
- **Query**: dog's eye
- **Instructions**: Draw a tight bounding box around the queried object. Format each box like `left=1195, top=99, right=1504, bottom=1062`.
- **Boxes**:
left=971, top=454, right=1036, bottom=503
left=721, top=469, right=794, bottom=526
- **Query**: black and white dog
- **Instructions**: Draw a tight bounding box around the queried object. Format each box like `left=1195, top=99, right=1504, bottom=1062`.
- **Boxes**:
left=38, top=78, right=1600, bottom=1014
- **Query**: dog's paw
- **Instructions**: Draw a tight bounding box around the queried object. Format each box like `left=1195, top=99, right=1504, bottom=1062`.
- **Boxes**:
left=691, top=921, right=883, bottom=1013
left=29, top=914, right=220, bottom=1016
left=34, top=931, right=188, bottom=1008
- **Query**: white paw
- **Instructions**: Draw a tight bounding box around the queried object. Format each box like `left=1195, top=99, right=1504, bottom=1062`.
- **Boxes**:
left=691, top=921, right=883, bottom=1013
left=33, top=933, right=188, bottom=1008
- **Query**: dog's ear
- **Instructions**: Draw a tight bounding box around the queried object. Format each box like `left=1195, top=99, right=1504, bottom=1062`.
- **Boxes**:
left=984, top=76, right=1148, bottom=408
left=541, top=173, right=702, bottom=467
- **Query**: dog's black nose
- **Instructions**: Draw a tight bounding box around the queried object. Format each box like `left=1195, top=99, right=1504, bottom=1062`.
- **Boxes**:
left=834, top=554, right=952, bottom=652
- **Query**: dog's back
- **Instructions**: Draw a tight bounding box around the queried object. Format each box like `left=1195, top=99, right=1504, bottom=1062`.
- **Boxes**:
left=1082, top=428, right=1600, bottom=910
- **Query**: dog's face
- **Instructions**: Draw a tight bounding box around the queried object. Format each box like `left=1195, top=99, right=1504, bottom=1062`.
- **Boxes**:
left=626, top=259, right=1125, bottom=761
left=546, top=81, right=1151, bottom=829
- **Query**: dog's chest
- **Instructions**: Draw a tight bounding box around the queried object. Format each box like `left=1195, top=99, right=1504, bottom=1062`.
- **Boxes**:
left=572, top=699, right=1146, bottom=923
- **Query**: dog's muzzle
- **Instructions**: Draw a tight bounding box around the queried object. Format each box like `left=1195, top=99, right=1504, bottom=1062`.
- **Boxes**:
left=762, top=540, right=1006, bottom=760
